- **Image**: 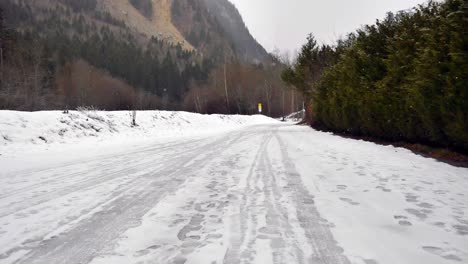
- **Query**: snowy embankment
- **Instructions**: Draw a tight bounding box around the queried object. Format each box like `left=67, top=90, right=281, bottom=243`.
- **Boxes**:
left=284, top=109, right=305, bottom=122
left=0, top=110, right=276, bottom=158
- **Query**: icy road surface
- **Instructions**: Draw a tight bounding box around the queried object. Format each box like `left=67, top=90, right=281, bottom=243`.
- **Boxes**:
left=0, top=124, right=467, bottom=264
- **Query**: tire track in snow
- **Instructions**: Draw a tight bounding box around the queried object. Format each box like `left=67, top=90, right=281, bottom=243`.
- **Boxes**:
left=223, top=129, right=272, bottom=264
left=223, top=127, right=350, bottom=263
left=0, top=137, right=208, bottom=201
left=0, top=134, right=238, bottom=218
left=7, top=131, right=249, bottom=264
left=260, top=135, right=308, bottom=264
left=275, top=132, right=350, bottom=264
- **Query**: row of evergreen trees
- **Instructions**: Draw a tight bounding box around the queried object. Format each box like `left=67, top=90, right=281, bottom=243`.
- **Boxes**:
left=283, top=0, right=467, bottom=152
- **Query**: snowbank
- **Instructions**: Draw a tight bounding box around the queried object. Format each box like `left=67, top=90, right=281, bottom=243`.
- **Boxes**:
left=284, top=110, right=305, bottom=122
left=279, top=126, right=468, bottom=264
left=0, top=110, right=277, bottom=157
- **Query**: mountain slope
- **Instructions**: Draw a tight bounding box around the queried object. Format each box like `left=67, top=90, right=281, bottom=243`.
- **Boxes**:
left=0, top=0, right=287, bottom=113
left=170, top=0, right=270, bottom=63
left=100, top=0, right=194, bottom=51
left=202, top=0, right=269, bottom=63
left=79, top=0, right=269, bottom=62
left=3, top=0, right=269, bottom=62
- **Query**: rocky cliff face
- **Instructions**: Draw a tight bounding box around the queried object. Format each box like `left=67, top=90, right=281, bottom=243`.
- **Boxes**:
left=3, top=0, right=268, bottom=63
left=98, top=0, right=195, bottom=51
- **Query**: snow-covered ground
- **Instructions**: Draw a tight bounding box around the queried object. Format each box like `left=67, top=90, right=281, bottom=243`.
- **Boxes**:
left=0, top=111, right=467, bottom=264
left=281, top=127, right=468, bottom=264
left=0, top=109, right=274, bottom=155
left=0, top=110, right=274, bottom=171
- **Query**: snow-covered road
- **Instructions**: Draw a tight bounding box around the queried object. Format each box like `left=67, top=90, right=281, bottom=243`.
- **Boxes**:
left=0, top=123, right=467, bottom=264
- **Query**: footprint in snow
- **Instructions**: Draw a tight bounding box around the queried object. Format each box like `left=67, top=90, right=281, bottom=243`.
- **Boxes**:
left=135, top=245, right=161, bottom=257
left=422, top=246, right=463, bottom=262
left=405, top=193, right=419, bottom=203
left=420, top=181, right=434, bottom=186
left=405, top=208, right=428, bottom=220
left=417, top=202, right=435, bottom=209
left=398, top=220, right=412, bottom=226
left=434, top=190, right=448, bottom=195
left=171, top=219, right=185, bottom=227
left=363, top=259, right=379, bottom=264
left=452, top=224, right=468, bottom=236
left=177, top=214, right=204, bottom=241
left=339, top=197, right=360, bottom=206
left=336, top=185, right=347, bottom=190
left=376, top=186, right=391, bottom=192
left=433, top=222, right=446, bottom=228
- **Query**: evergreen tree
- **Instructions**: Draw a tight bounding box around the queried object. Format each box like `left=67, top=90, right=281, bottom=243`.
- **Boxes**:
left=286, top=0, right=467, bottom=152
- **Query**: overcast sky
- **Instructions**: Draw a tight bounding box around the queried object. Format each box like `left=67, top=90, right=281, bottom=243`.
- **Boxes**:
left=228, top=0, right=430, bottom=53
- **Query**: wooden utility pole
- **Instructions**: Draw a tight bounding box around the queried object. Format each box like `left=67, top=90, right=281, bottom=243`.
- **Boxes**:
left=224, top=55, right=230, bottom=114
left=264, top=80, right=272, bottom=116
left=291, top=89, right=295, bottom=113
left=282, top=89, right=285, bottom=119
left=1, top=9, right=5, bottom=88
left=0, top=47, right=3, bottom=85
left=0, top=47, right=3, bottom=73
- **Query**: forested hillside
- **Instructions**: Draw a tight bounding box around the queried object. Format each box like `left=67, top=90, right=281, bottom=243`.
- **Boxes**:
left=0, top=0, right=296, bottom=115
left=201, top=0, right=270, bottom=63
left=282, top=0, right=467, bottom=152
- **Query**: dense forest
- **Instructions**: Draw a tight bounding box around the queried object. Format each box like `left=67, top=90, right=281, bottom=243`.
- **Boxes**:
left=0, top=0, right=297, bottom=116
left=282, top=0, right=467, bottom=152
left=0, top=0, right=208, bottom=110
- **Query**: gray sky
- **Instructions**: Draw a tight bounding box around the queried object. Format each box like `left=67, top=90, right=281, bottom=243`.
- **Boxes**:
left=228, top=0, right=430, bottom=53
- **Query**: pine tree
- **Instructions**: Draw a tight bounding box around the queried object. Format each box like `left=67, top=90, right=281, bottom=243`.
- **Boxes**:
left=295, top=0, right=468, bottom=152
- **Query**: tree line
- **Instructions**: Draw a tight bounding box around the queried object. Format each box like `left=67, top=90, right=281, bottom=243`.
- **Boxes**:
left=0, top=1, right=210, bottom=110
left=185, top=60, right=302, bottom=116
left=282, top=0, right=467, bottom=152
left=0, top=0, right=295, bottom=117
